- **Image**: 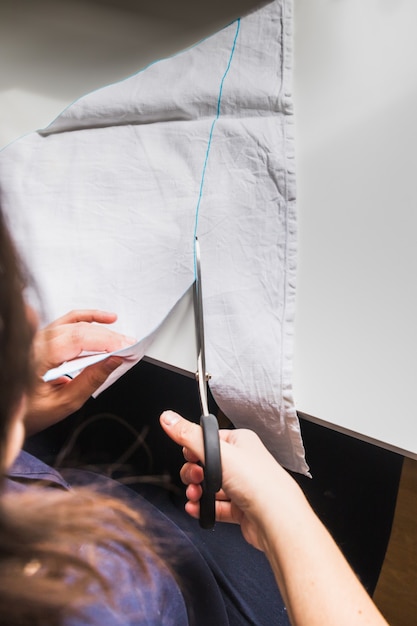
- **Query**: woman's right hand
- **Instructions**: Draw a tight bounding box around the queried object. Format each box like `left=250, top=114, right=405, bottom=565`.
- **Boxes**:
left=160, top=410, right=389, bottom=626
left=159, top=410, right=298, bottom=551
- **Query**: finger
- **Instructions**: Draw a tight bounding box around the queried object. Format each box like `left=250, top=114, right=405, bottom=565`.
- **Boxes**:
left=63, top=323, right=136, bottom=354
left=184, top=500, right=200, bottom=520
left=185, top=483, right=203, bottom=502
left=41, top=325, right=136, bottom=368
left=184, top=499, right=238, bottom=526
left=47, top=310, right=118, bottom=327
left=50, top=376, right=73, bottom=386
left=53, top=356, right=123, bottom=415
left=180, top=461, right=204, bottom=486
left=214, top=488, right=230, bottom=501
left=185, top=481, right=229, bottom=505
left=160, top=411, right=205, bottom=462
left=183, top=446, right=200, bottom=463
left=214, top=500, right=242, bottom=525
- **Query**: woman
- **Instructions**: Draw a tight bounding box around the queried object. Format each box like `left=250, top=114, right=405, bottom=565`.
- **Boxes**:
left=0, top=208, right=287, bottom=626
left=0, top=207, right=388, bottom=625
left=0, top=210, right=189, bottom=625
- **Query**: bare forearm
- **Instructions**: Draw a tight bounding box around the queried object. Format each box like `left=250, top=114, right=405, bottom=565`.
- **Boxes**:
left=257, top=482, right=388, bottom=626
left=160, top=414, right=389, bottom=626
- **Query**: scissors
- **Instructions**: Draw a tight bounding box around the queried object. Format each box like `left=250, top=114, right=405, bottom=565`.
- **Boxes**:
left=193, top=237, right=222, bottom=529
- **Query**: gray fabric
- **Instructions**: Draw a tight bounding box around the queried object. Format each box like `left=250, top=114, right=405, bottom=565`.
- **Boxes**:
left=0, top=0, right=307, bottom=473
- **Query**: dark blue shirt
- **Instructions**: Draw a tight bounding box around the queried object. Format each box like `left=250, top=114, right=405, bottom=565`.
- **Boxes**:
left=6, top=451, right=289, bottom=626
left=5, top=451, right=226, bottom=626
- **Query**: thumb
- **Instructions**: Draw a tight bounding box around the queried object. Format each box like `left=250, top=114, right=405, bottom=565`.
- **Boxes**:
left=80, top=355, right=124, bottom=389
left=160, top=411, right=205, bottom=461
left=61, top=356, right=123, bottom=410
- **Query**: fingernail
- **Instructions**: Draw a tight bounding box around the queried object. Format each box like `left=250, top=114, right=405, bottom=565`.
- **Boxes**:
left=161, top=411, right=180, bottom=426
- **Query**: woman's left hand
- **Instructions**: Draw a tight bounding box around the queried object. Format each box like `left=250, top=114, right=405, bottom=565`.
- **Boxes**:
left=25, top=310, right=136, bottom=435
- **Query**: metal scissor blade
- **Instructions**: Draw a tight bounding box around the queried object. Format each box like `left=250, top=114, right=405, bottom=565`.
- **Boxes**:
left=193, top=237, right=222, bottom=529
left=194, top=237, right=210, bottom=416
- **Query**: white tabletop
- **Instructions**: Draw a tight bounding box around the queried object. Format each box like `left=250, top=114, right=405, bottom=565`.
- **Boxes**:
left=1, top=0, right=416, bottom=458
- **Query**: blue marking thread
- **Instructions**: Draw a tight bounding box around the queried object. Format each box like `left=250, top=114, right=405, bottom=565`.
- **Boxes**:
left=193, top=18, right=241, bottom=276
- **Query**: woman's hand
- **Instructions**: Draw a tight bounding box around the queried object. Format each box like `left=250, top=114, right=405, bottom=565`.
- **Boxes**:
left=25, top=310, right=136, bottom=435
left=160, top=410, right=295, bottom=552
left=160, top=411, right=389, bottom=626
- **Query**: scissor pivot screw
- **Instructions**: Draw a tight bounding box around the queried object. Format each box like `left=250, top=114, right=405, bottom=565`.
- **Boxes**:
left=195, top=371, right=211, bottom=382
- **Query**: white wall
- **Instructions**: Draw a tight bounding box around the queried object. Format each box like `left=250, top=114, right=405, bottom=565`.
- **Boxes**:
left=293, top=0, right=417, bottom=457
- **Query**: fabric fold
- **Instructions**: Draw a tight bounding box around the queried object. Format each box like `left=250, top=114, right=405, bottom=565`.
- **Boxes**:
left=0, top=0, right=308, bottom=474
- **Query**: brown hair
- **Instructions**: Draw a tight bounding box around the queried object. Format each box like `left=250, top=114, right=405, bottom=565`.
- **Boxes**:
left=0, top=488, right=157, bottom=625
left=0, top=210, right=34, bottom=472
left=0, top=210, right=162, bottom=624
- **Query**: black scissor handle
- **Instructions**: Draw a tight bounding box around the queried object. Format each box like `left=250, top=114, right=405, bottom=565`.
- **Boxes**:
left=199, top=413, right=222, bottom=529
